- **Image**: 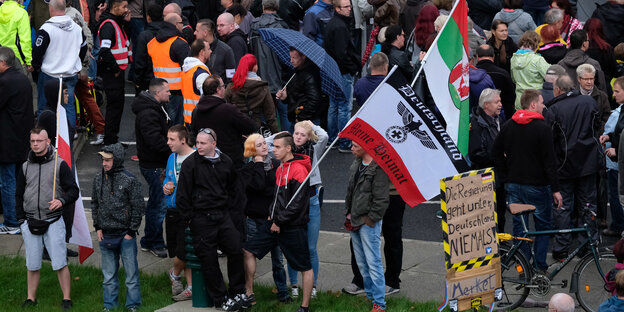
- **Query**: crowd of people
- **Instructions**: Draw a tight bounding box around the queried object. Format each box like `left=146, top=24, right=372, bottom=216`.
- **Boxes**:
left=2, top=0, right=624, bottom=311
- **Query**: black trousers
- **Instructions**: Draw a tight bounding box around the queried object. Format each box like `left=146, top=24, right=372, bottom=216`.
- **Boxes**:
left=101, top=71, right=125, bottom=145
left=190, top=210, right=245, bottom=304
left=351, top=195, right=406, bottom=289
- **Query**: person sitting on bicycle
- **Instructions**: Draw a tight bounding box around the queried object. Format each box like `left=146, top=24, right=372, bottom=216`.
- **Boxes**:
left=599, top=270, right=624, bottom=311
left=605, top=239, right=624, bottom=296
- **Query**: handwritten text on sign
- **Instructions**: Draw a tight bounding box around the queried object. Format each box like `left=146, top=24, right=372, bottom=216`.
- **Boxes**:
left=445, top=173, right=497, bottom=264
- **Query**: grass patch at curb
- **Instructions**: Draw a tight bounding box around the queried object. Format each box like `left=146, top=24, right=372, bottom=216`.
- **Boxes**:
left=1, top=255, right=447, bottom=311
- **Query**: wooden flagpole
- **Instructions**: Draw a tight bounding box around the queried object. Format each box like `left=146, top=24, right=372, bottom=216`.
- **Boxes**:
left=51, top=76, right=63, bottom=202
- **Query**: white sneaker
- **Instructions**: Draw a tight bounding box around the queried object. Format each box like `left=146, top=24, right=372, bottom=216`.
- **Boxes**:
left=311, top=287, right=317, bottom=298
left=0, top=224, right=21, bottom=234
left=291, top=286, right=299, bottom=298
left=90, top=134, right=104, bottom=145
left=342, top=283, right=365, bottom=295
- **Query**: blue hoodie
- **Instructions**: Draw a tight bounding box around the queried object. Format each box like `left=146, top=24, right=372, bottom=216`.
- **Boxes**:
left=163, top=151, right=195, bottom=208
left=599, top=296, right=624, bottom=312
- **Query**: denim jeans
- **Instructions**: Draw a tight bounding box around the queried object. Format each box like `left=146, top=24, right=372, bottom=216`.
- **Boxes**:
left=139, top=167, right=166, bottom=249
left=89, top=35, right=100, bottom=80
left=506, top=183, right=552, bottom=270
left=275, top=98, right=292, bottom=132
left=328, top=73, right=354, bottom=149
left=127, top=18, right=145, bottom=83
left=246, top=217, right=289, bottom=300
left=608, top=170, right=624, bottom=232
left=100, top=236, right=141, bottom=309
left=37, top=72, right=78, bottom=130
left=351, top=220, right=386, bottom=309
left=288, top=194, right=320, bottom=286
left=168, top=94, right=184, bottom=126
left=0, top=163, right=18, bottom=227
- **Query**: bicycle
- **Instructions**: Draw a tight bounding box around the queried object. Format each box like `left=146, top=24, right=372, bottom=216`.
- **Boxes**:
left=496, top=204, right=616, bottom=311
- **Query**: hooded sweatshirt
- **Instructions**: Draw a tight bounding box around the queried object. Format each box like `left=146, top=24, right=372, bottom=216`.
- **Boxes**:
left=558, top=49, right=608, bottom=93
left=32, top=15, right=87, bottom=77
left=270, top=153, right=312, bottom=228
left=0, top=0, right=32, bottom=65
left=492, top=110, right=559, bottom=191
left=132, top=91, right=171, bottom=169
left=592, top=1, right=624, bottom=48
left=91, top=143, right=144, bottom=236
left=182, top=56, right=211, bottom=96
left=222, top=28, right=248, bottom=65
left=492, top=9, right=536, bottom=43
left=510, top=50, right=550, bottom=109
left=598, top=296, right=624, bottom=312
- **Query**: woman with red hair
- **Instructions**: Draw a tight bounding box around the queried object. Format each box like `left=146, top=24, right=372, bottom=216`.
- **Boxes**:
left=413, top=4, right=439, bottom=52
left=225, top=54, right=279, bottom=133
left=537, top=24, right=567, bottom=64
left=584, top=18, right=618, bottom=94
left=550, top=0, right=582, bottom=46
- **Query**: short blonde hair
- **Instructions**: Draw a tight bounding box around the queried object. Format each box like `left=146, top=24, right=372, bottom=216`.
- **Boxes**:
left=294, top=120, right=318, bottom=143
left=243, top=133, right=263, bottom=158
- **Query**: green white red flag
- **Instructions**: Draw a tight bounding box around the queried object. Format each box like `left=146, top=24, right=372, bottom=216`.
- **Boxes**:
left=422, top=0, right=470, bottom=155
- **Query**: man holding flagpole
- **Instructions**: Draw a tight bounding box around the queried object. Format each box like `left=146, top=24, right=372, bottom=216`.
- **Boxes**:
left=15, top=127, right=79, bottom=309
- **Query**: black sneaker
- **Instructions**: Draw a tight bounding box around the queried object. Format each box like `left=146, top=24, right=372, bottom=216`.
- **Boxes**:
left=279, top=296, right=293, bottom=304
left=22, top=299, right=37, bottom=307
left=217, top=298, right=241, bottom=311
left=149, top=247, right=167, bottom=258
left=67, top=248, right=79, bottom=257
left=235, top=293, right=255, bottom=308
left=62, top=299, right=73, bottom=310
left=552, top=251, right=567, bottom=262
left=296, top=306, right=310, bottom=312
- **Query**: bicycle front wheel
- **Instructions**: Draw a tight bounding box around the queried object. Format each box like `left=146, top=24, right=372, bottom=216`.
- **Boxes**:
left=576, top=252, right=617, bottom=312
left=496, top=245, right=532, bottom=310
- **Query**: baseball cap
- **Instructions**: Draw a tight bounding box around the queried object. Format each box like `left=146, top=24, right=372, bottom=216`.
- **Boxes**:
left=98, top=151, right=113, bottom=159
left=546, top=64, right=566, bottom=76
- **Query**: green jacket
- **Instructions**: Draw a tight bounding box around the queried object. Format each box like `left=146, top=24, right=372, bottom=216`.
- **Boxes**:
left=0, top=0, right=31, bottom=65
left=510, top=50, right=550, bottom=109
left=345, top=159, right=389, bottom=228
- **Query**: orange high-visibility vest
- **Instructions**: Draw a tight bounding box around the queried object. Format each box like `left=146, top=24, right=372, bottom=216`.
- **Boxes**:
left=147, top=36, right=184, bottom=90
left=181, top=63, right=211, bottom=123
left=98, top=19, right=132, bottom=70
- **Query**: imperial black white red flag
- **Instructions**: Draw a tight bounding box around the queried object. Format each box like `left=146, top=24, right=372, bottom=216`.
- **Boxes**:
left=339, top=70, right=469, bottom=207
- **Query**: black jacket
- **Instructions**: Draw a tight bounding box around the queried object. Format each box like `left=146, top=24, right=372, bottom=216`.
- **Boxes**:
left=134, top=20, right=167, bottom=90
left=223, top=28, right=248, bottom=65
left=132, top=91, right=171, bottom=169
left=544, top=91, right=603, bottom=179
left=386, top=46, right=413, bottom=81
left=399, top=0, right=428, bottom=37
left=191, top=95, right=257, bottom=168
left=270, top=154, right=311, bottom=227
left=285, top=59, right=327, bottom=122
left=468, top=107, right=500, bottom=169
left=486, top=36, right=518, bottom=73
left=324, top=13, right=360, bottom=75
left=537, top=42, right=567, bottom=65
left=176, top=149, right=237, bottom=221
left=0, top=66, right=33, bottom=164
left=476, top=59, right=516, bottom=119
left=249, top=13, right=288, bottom=93
left=278, top=0, right=315, bottom=30
left=196, top=0, right=224, bottom=23
left=468, top=0, right=503, bottom=30
left=97, top=12, right=127, bottom=74
left=208, top=38, right=236, bottom=83
left=592, top=1, right=624, bottom=48
left=240, top=158, right=280, bottom=219
left=492, top=111, right=560, bottom=191
left=542, top=81, right=555, bottom=106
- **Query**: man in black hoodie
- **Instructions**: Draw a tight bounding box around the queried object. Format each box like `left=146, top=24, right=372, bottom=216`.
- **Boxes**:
left=98, top=0, right=131, bottom=145
left=191, top=76, right=257, bottom=168
left=216, top=12, right=247, bottom=65
left=147, top=13, right=190, bottom=125
left=492, top=89, right=562, bottom=273
left=132, top=78, right=171, bottom=258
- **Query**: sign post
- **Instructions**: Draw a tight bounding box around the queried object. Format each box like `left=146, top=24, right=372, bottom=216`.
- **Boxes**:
left=439, top=168, right=502, bottom=311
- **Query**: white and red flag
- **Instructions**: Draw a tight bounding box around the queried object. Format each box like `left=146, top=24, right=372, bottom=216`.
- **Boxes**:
left=55, top=79, right=94, bottom=263
left=339, top=69, right=469, bottom=207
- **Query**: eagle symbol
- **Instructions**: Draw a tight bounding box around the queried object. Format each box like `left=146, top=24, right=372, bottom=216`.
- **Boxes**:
left=396, top=102, right=438, bottom=150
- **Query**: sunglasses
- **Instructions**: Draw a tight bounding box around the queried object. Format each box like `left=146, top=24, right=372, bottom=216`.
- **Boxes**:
left=199, top=128, right=216, bottom=141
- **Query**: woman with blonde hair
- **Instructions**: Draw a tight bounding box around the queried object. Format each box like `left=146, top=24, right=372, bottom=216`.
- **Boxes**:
left=240, top=133, right=291, bottom=303
left=266, top=120, right=328, bottom=298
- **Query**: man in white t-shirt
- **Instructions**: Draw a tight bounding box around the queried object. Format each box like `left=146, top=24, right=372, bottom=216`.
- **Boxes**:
left=162, top=124, right=195, bottom=301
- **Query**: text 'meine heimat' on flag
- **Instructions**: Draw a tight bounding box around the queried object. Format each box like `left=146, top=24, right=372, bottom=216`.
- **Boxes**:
left=339, top=72, right=469, bottom=207
left=422, top=0, right=469, bottom=155
left=56, top=91, right=94, bottom=263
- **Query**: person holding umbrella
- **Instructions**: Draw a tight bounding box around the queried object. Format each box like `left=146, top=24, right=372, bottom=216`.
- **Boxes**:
left=275, top=48, right=327, bottom=131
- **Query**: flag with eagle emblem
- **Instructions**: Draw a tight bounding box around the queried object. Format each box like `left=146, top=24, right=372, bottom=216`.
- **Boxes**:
left=339, top=69, right=469, bottom=207
left=422, top=0, right=469, bottom=155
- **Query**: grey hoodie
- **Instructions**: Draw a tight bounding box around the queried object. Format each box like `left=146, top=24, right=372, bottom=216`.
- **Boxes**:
left=34, top=15, right=86, bottom=77
left=493, top=9, right=537, bottom=44
left=91, top=143, right=145, bottom=236
left=558, top=49, right=607, bottom=93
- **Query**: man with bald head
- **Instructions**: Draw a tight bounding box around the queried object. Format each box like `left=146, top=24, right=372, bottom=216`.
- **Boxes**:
left=217, top=12, right=247, bottom=64
left=544, top=75, right=602, bottom=261
left=147, top=11, right=190, bottom=126
left=163, top=2, right=194, bottom=44
left=195, top=18, right=236, bottom=82
left=548, top=293, right=575, bottom=312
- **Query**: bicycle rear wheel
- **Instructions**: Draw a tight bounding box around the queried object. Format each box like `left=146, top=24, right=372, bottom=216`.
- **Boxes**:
left=496, top=245, right=532, bottom=310
left=576, top=252, right=616, bottom=312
